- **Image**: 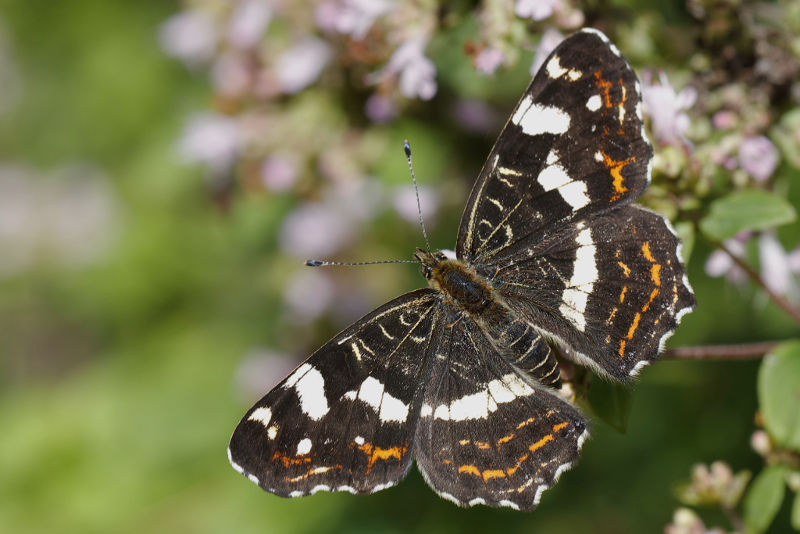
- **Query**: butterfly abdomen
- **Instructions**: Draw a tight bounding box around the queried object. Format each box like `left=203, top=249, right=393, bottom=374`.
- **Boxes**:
left=430, top=257, right=561, bottom=388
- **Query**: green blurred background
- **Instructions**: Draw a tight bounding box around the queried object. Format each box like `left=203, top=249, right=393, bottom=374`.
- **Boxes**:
left=1, top=1, right=798, bottom=532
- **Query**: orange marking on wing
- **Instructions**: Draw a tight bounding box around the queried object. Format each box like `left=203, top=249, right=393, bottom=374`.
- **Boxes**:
left=651, top=263, right=662, bottom=286
left=528, top=434, right=554, bottom=453
left=626, top=312, right=642, bottom=339
left=619, top=286, right=628, bottom=302
left=642, top=287, right=660, bottom=312
left=459, top=439, right=470, bottom=446
left=497, top=433, right=515, bottom=445
left=505, top=454, right=529, bottom=476
left=271, top=451, right=312, bottom=468
left=641, top=241, right=655, bottom=262
left=443, top=459, right=451, bottom=464
left=516, top=416, right=537, bottom=430
left=618, top=339, right=626, bottom=357
left=618, top=261, right=631, bottom=277
left=475, top=441, right=491, bottom=450
left=458, top=464, right=481, bottom=477
left=598, top=149, right=635, bottom=202
left=482, top=469, right=507, bottom=481
left=607, top=306, right=618, bottom=324
left=356, top=442, right=407, bottom=473
left=594, top=70, right=614, bottom=108
left=552, top=422, right=569, bottom=432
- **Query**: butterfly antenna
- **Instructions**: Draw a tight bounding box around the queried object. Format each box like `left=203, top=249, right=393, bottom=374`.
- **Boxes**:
left=404, top=140, right=432, bottom=253
left=305, top=259, right=418, bottom=267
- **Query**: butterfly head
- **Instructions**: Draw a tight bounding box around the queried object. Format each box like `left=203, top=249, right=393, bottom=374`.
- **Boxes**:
left=414, top=248, right=447, bottom=280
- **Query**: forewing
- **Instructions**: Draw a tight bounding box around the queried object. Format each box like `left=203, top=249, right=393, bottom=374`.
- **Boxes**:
left=457, top=29, right=651, bottom=264
left=228, top=289, right=443, bottom=496
left=492, top=206, right=695, bottom=380
left=414, top=306, right=588, bottom=511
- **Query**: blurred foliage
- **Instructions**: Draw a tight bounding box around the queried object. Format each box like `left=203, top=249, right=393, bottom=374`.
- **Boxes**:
left=1, top=0, right=800, bottom=533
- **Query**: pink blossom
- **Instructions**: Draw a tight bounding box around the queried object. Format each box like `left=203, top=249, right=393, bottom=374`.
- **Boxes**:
left=283, top=268, right=336, bottom=323
left=315, top=0, right=394, bottom=40
left=177, top=113, right=240, bottom=171
left=474, top=48, right=505, bottom=75
left=515, top=0, right=562, bottom=21
left=364, top=93, right=398, bottom=123
left=372, top=37, right=437, bottom=100
left=279, top=202, right=355, bottom=259
left=705, top=235, right=748, bottom=285
left=227, top=0, right=272, bottom=50
left=759, top=232, right=797, bottom=297
left=451, top=98, right=498, bottom=133
left=260, top=155, right=298, bottom=192
left=530, top=27, right=563, bottom=76
left=159, top=10, right=217, bottom=67
left=739, top=135, right=780, bottom=182
left=211, top=52, right=251, bottom=97
left=641, top=72, right=696, bottom=147
left=274, top=36, right=332, bottom=94
left=711, top=110, right=737, bottom=130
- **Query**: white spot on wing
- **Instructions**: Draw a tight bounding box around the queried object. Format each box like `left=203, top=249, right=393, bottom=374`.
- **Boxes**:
left=283, top=363, right=329, bottom=420
left=434, top=374, right=534, bottom=421
left=420, top=404, right=432, bottom=417
left=559, top=228, right=597, bottom=331
left=353, top=376, right=410, bottom=423
left=354, top=435, right=365, bottom=445
left=546, top=55, right=582, bottom=81
left=511, top=95, right=570, bottom=136
left=586, top=94, right=601, bottom=111
left=247, top=406, right=272, bottom=427
left=296, top=438, right=312, bottom=455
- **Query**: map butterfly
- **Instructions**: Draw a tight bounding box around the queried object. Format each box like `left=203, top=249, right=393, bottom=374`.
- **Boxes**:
left=228, top=28, right=695, bottom=511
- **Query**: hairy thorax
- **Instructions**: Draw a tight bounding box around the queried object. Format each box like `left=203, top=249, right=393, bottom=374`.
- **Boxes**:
left=414, top=248, right=561, bottom=388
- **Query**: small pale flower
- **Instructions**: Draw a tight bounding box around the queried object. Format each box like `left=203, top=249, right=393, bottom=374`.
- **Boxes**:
left=451, top=98, right=498, bottom=133
left=159, top=10, right=218, bottom=67
left=283, top=268, right=336, bottom=323
left=364, top=93, right=398, bottom=123
left=372, top=37, right=437, bottom=100
left=260, top=155, right=298, bottom=192
left=316, top=0, right=394, bottom=40
left=274, top=36, right=332, bottom=94
left=392, top=185, right=440, bottom=225
left=530, top=27, right=563, bottom=76
left=474, top=48, right=505, bottom=75
left=515, top=0, right=562, bottom=21
left=759, top=232, right=796, bottom=297
left=279, top=202, right=355, bottom=259
left=227, top=0, right=272, bottom=50
left=641, top=72, right=696, bottom=147
left=211, top=52, right=251, bottom=97
left=739, top=135, right=780, bottom=182
left=705, top=235, right=748, bottom=285
left=177, top=113, right=240, bottom=171
left=711, top=110, right=737, bottom=130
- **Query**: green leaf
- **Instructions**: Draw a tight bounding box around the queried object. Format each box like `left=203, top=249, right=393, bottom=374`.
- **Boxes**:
left=586, top=379, right=633, bottom=433
left=792, top=491, right=800, bottom=531
left=743, top=465, right=786, bottom=534
left=699, top=190, right=796, bottom=241
left=758, top=341, right=800, bottom=451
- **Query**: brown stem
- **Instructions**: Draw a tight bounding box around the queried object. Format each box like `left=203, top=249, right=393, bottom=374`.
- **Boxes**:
left=715, top=240, right=800, bottom=326
left=663, top=341, right=782, bottom=360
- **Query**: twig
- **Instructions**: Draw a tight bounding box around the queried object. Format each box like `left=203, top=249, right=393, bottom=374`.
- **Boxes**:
left=716, top=239, right=800, bottom=326
left=663, top=341, right=782, bottom=360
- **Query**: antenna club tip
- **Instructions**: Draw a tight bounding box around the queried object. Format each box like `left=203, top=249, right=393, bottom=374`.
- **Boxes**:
left=305, top=259, right=323, bottom=267
left=403, top=140, right=411, bottom=157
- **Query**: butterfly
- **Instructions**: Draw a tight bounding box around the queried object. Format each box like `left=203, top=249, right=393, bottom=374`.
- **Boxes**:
left=228, top=28, right=695, bottom=511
